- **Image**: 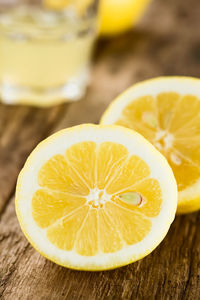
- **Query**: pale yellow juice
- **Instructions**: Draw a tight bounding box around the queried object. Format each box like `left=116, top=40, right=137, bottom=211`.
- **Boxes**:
left=0, top=6, right=96, bottom=105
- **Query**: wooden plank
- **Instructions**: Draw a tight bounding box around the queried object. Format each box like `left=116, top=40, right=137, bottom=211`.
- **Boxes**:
left=0, top=0, right=200, bottom=298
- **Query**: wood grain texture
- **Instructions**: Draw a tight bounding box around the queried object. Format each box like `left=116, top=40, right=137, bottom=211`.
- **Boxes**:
left=0, top=0, right=200, bottom=299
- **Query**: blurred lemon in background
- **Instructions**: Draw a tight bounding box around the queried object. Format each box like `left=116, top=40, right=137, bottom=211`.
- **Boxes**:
left=99, top=0, right=151, bottom=36
left=44, top=0, right=152, bottom=36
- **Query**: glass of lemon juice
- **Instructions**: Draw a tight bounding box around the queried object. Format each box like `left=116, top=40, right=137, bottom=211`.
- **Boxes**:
left=0, top=0, right=98, bottom=106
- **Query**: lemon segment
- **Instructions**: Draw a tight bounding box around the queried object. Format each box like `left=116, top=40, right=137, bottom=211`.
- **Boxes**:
left=38, top=154, right=90, bottom=195
left=98, top=209, right=124, bottom=253
left=112, top=178, right=162, bottom=218
left=47, top=205, right=89, bottom=251
left=32, top=190, right=86, bottom=228
left=105, top=201, right=151, bottom=246
left=96, top=142, right=128, bottom=190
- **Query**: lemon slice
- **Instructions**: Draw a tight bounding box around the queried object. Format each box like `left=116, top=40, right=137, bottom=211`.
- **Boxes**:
left=16, top=124, right=177, bottom=270
left=101, top=77, right=200, bottom=214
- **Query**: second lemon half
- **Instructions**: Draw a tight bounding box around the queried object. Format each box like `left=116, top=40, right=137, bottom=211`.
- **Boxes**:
left=101, top=77, right=200, bottom=214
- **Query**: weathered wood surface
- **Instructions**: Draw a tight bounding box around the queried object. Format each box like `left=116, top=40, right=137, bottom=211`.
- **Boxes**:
left=0, top=0, right=200, bottom=299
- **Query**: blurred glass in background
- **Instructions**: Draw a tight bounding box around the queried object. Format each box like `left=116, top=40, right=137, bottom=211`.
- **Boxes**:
left=0, top=0, right=98, bottom=106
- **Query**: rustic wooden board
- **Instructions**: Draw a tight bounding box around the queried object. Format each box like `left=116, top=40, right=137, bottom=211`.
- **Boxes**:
left=0, top=0, right=200, bottom=299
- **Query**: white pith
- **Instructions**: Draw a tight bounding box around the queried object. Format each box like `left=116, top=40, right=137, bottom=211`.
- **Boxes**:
left=86, top=188, right=109, bottom=208
left=16, top=124, right=177, bottom=270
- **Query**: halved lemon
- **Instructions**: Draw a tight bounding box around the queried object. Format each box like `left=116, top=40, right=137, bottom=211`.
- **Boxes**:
left=16, top=124, right=177, bottom=270
left=101, top=77, right=200, bottom=214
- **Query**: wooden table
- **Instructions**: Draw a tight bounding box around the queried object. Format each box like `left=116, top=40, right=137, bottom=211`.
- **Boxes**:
left=1, top=0, right=200, bottom=299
